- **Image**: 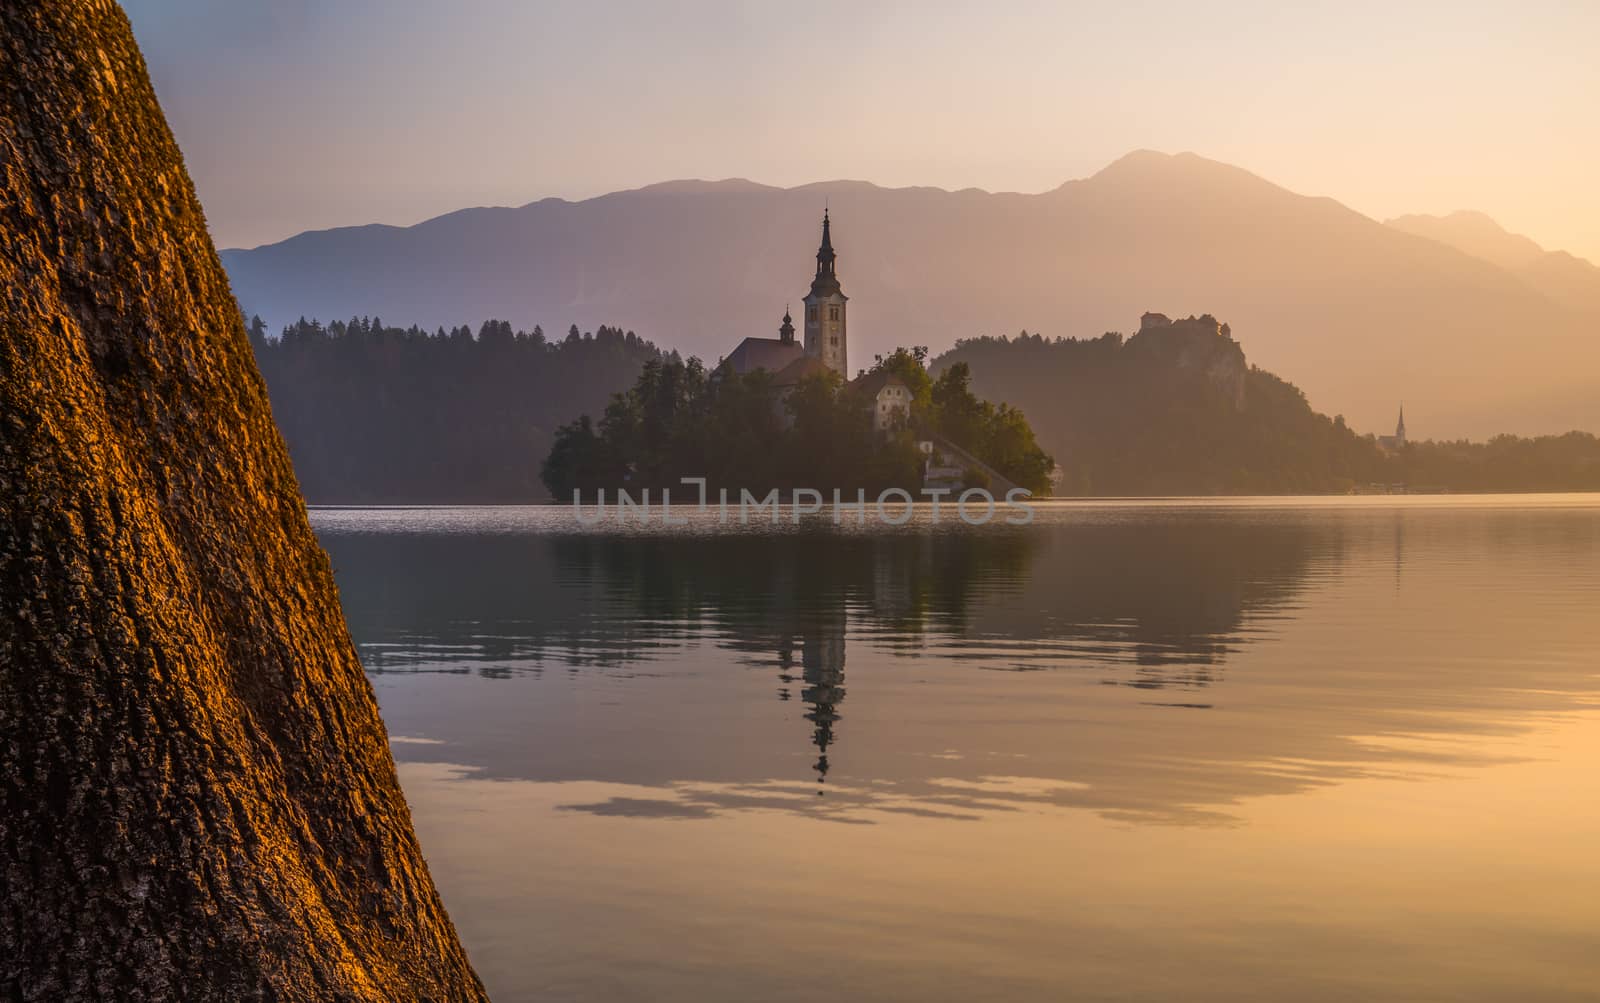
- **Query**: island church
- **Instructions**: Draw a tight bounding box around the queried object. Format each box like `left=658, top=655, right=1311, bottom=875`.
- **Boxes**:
left=721, top=211, right=911, bottom=432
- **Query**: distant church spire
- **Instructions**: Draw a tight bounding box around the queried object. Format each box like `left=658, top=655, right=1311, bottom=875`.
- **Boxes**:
left=1396, top=405, right=1407, bottom=442
left=779, top=305, right=795, bottom=344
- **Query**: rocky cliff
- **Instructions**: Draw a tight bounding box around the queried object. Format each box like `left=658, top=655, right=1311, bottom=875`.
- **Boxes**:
left=0, top=4, right=486, bottom=999
left=1125, top=312, right=1248, bottom=410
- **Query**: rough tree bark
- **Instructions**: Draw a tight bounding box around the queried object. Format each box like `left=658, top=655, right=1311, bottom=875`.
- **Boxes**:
left=0, top=4, right=489, bottom=999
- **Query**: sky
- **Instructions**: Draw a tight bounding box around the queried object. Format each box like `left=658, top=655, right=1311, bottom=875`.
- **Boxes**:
left=121, top=0, right=1600, bottom=261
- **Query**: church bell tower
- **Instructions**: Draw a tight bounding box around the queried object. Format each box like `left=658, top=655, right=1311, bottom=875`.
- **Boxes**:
left=802, top=209, right=848, bottom=375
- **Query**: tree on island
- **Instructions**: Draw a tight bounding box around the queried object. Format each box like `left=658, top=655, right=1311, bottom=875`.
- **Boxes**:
left=0, top=4, right=485, bottom=999
left=540, top=347, right=1054, bottom=498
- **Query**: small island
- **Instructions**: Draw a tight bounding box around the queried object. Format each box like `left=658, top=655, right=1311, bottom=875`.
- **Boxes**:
left=539, top=213, right=1056, bottom=499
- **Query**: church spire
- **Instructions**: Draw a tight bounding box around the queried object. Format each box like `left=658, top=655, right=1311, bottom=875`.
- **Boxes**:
left=801, top=207, right=848, bottom=375
left=1396, top=405, right=1407, bottom=442
left=809, top=209, right=841, bottom=298
left=815, top=208, right=836, bottom=279
left=779, top=305, right=795, bottom=344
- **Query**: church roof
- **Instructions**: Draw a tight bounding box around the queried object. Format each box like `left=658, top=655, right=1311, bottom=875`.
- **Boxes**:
left=772, top=355, right=833, bottom=387
left=807, top=275, right=844, bottom=300
left=724, top=336, right=803, bottom=376
left=848, top=369, right=908, bottom=396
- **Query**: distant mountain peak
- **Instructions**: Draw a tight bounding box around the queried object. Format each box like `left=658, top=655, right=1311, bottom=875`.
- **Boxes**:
left=1436, top=208, right=1508, bottom=227
left=1387, top=210, right=1600, bottom=315
left=1076, top=149, right=1295, bottom=203
left=632, top=178, right=781, bottom=195
left=1386, top=209, right=1544, bottom=258
left=790, top=178, right=900, bottom=194
left=1091, top=148, right=1241, bottom=177
left=1085, top=148, right=1183, bottom=181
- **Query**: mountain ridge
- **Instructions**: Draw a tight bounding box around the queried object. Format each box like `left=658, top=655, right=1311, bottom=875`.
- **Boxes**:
left=1386, top=209, right=1600, bottom=317
left=222, top=151, right=1600, bottom=438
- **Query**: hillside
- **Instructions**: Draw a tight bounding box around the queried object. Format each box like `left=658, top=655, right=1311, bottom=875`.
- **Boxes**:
left=221, top=151, right=1600, bottom=439
left=937, top=314, right=1388, bottom=495
left=935, top=313, right=1600, bottom=496
left=252, top=317, right=665, bottom=503
left=246, top=310, right=1600, bottom=501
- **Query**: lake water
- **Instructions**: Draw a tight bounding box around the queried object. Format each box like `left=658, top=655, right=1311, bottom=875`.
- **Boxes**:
left=311, top=497, right=1600, bottom=1002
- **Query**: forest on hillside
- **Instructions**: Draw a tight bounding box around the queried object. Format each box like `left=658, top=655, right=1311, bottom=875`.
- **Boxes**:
left=249, top=316, right=666, bottom=502
left=936, top=330, right=1600, bottom=495
left=246, top=314, right=1600, bottom=502
left=1392, top=433, right=1600, bottom=493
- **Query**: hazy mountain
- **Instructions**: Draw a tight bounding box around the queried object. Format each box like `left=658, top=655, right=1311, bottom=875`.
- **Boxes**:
left=222, top=151, right=1600, bottom=438
left=1386, top=209, right=1600, bottom=318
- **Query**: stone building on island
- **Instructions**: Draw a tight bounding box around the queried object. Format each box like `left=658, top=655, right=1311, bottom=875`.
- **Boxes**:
left=850, top=368, right=915, bottom=433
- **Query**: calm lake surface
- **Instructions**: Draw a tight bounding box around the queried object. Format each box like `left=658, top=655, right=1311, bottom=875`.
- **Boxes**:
left=311, top=497, right=1600, bottom=1002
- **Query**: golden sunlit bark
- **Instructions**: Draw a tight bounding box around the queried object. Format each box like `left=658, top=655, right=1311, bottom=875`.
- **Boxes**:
left=0, top=3, right=487, bottom=998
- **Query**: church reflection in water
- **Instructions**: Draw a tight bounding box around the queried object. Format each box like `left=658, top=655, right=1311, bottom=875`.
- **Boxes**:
left=778, top=618, right=846, bottom=783
left=327, top=520, right=1330, bottom=788
left=573, top=531, right=1046, bottom=788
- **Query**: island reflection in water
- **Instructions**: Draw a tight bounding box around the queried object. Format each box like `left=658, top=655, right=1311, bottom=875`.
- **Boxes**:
left=314, top=499, right=1600, bottom=1002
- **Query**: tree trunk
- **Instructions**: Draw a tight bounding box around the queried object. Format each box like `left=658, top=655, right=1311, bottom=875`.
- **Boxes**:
left=0, top=4, right=489, bottom=999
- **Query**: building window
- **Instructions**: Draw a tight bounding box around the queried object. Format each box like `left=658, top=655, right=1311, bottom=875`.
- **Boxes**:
left=828, top=306, right=840, bottom=321
left=830, top=336, right=838, bottom=346
left=807, top=306, right=817, bottom=322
